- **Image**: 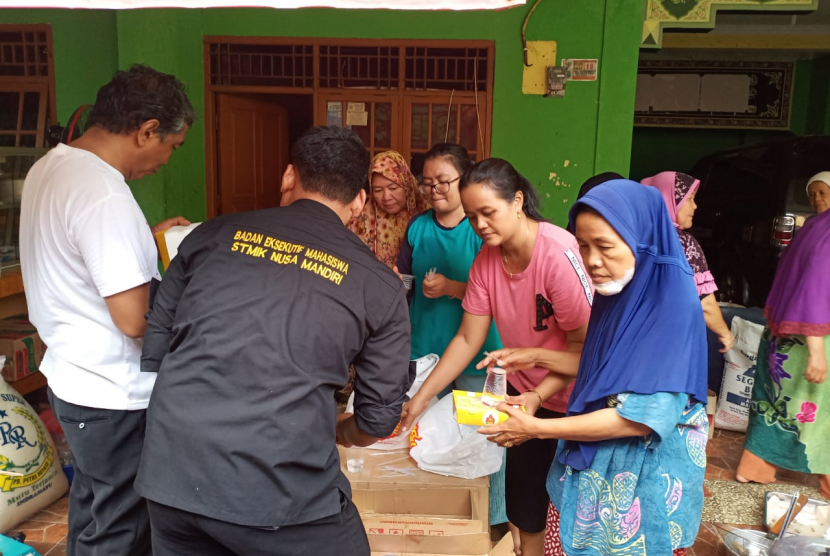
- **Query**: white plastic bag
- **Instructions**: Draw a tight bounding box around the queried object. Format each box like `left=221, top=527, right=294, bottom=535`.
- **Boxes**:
left=346, top=353, right=439, bottom=451
left=715, top=317, right=764, bottom=432
left=409, top=394, right=503, bottom=479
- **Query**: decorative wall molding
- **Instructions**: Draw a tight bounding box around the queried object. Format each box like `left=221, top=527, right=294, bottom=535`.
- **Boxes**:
left=0, top=0, right=524, bottom=8
left=642, top=0, right=820, bottom=48
left=634, top=60, right=794, bottom=129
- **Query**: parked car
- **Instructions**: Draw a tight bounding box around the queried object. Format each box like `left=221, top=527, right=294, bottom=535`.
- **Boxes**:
left=688, top=136, right=830, bottom=307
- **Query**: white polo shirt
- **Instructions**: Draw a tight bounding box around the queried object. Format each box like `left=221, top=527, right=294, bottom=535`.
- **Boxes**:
left=20, top=144, right=160, bottom=410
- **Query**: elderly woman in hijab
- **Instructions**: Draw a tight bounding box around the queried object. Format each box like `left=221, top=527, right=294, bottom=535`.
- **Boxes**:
left=642, top=172, right=734, bottom=353
left=479, top=180, right=709, bottom=556
left=566, top=172, right=623, bottom=234
left=736, top=206, right=830, bottom=498
left=807, top=172, right=830, bottom=214
left=348, top=151, right=429, bottom=268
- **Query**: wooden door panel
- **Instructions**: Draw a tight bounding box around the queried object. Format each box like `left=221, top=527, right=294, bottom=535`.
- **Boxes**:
left=217, top=93, right=289, bottom=215
left=316, top=95, right=401, bottom=159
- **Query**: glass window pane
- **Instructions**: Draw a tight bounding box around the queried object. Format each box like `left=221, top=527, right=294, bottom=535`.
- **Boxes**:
left=460, top=104, right=480, bottom=153
left=410, top=104, right=429, bottom=150
left=19, top=134, right=36, bottom=147
left=21, top=92, right=41, bottom=130
left=348, top=107, right=371, bottom=148
left=431, top=104, right=457, bottom=145
left=0, top=92, right=20, bottom=130
left=410, top=152, right=426, bottom=178
left=0, top=135, right=15, bottom=147
left=373, top=102, right=392, bottom=149
left=325, top=101, right=343, bottom=127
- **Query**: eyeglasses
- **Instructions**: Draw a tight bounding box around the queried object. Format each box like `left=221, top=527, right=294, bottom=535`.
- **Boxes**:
left=418, top=176, right=460, bottom=195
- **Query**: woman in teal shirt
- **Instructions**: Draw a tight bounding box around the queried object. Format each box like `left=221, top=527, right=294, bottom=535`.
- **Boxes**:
left=395, top=143, right=506, bottom=525
left=396, top=143, right=502, bottom=392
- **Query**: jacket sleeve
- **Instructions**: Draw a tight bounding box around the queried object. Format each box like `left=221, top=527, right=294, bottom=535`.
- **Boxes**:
left=351, top=285, right=413, bottom=438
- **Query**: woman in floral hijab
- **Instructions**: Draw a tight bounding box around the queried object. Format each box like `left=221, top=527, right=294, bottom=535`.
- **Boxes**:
left=642, top=171, right=735, bottom=354
left=349, top=151, right=429, bottom=268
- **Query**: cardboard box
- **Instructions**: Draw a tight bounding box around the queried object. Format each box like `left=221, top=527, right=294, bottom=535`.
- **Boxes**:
left=342, top=448, right=489, bottom=525
left=362, top=515, right=491, bottom=555
left=369, top=529, right=513, bottom=556
left=341, top=447, right=491, bottom=555
left=0, top=316, right=45, bottom=382
left=452, top=390, right=524, bottom=427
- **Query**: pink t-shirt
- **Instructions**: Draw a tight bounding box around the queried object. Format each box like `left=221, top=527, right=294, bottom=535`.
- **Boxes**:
left=462, top=222, right=593, bottom=413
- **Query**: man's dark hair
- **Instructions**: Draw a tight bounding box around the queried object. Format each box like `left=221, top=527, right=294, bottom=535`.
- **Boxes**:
left=290, top=126, right=370, bottom=205
left=86, top=64, right=195, bottom=137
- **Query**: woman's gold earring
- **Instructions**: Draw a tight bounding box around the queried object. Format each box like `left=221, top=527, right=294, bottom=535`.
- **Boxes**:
left=517, top=211, right=522, bottom=219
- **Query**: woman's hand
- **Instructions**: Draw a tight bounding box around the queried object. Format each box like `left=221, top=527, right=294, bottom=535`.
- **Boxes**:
left=392, top=265, right=404, bottom=281
left=476, top=348, right=539, bottom=373
left=718, top=331, right=735, bottom=353
left=400, top=393, right=430, bottom=432
left=805, top=352, right=828, bottom=384
left=477, top=402, right=541, bottom=447
left=422, top=272, right=450, bottom=298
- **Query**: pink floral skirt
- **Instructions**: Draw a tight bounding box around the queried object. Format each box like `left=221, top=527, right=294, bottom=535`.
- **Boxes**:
left=544, top=502, right=688, bottom=556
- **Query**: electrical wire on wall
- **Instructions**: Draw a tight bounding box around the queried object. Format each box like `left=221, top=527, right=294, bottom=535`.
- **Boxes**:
left=473, top=57, right=484, bottom=155
left=522, top=0, right=544, bottom=67
left=444, top=89, right=455, bottom=142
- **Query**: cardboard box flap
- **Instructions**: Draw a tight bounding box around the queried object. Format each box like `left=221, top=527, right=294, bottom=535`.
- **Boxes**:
left=354, top=489, right=479, bottom=521
left=340, top=448, right=488, bottom=489
left=368, top=532, right=492, bottom=555
left=368, top=532, right=513, bottom=556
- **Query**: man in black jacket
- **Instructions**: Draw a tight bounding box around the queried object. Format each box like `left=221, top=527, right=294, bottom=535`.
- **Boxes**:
left=136, top=126, right=412, bottom=556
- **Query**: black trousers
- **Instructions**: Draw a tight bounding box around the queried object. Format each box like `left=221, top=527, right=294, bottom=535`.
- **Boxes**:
left=147, top=491, right=370, bottom=556
left=504, top=383, right=564, bottom=533
left=48, top=388, right=151, bottom=556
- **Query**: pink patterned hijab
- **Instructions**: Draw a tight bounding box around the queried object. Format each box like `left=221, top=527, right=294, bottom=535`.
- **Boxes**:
left=348, top=151, right=429, bottom=268
left=641, top=172, right=717, bottom=297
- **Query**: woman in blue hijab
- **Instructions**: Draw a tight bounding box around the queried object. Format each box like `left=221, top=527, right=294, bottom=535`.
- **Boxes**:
left=479, top=180, right=708, bottom=556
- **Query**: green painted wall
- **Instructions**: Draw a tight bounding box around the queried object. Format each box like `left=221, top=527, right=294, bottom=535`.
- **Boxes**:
left=3, top=2, right=643, bottom=227
left=629, top=57, right=830, bottom=182
left=0, top=10, right=117, bottom=124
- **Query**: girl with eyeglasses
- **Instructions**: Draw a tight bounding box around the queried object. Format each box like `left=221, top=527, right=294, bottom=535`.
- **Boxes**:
left=395, top=143, right=506, bottom=528
left=395, top=143, right=503, bottom=394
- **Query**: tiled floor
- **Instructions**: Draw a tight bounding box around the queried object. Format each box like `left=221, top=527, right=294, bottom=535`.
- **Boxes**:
left=7, top=496, right=67, bottom=555
left=7, top=429, right=825, bottom=555
left=688, top=428, right=824, bottom=555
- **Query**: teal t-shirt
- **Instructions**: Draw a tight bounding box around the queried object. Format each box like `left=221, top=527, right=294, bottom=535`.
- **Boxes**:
left=397, top=210, right=502, bottom=376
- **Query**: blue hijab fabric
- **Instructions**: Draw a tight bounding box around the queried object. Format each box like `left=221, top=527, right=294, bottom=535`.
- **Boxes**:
left=561, top=180, right=708, bottom=470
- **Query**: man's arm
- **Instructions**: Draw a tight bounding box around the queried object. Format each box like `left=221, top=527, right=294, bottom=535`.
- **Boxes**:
left=105, top=283, right=150, bottom=339
left=339, top=286, right=412, bottom=447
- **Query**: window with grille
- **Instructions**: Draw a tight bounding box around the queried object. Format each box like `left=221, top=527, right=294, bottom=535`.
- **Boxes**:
left=207, top=40, right=492, bottom=94
left=204, top=38, right=493, bottom=217
left=0, top=25, right=54, bottom=148
left=0, top=28, right=49, bottom=78
left=209, top=43, right=314, bottom=88
left=404, top=47, right=488, bottom=92
left=319, top=45, right=399, bottom=90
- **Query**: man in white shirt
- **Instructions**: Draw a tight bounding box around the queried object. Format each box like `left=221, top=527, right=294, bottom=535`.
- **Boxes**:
left=20, top=64, right=195, bottom=556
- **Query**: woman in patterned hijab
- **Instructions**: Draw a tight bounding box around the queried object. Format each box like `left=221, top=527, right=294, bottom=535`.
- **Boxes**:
left=348, top=151, right=429, bottom=268
left=642, top=171, right=735, bottom=353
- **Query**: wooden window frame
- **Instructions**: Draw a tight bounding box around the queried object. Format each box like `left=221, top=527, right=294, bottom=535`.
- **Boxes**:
left=0, top=24, right=57, bottom=136
left=203, top=36, right=494, bottom=218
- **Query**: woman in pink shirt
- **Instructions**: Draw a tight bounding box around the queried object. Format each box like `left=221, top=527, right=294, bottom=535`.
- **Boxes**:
left=401, top=159, right=592, bottom=556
